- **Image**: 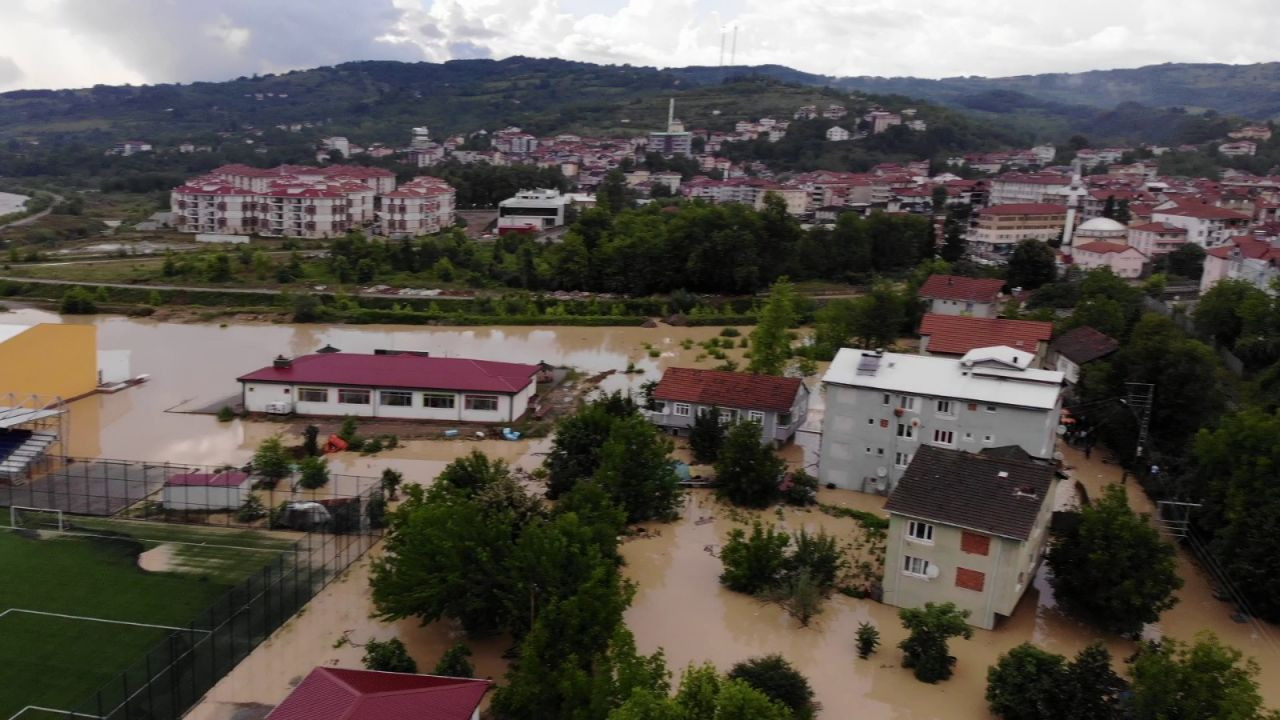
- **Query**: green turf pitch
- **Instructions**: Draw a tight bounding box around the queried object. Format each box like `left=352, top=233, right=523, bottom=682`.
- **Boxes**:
left=0, top=526, right=289, bottom=720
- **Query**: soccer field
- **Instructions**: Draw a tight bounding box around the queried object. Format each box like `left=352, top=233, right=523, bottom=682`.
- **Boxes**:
left=0, top=520, right=296, bottom=720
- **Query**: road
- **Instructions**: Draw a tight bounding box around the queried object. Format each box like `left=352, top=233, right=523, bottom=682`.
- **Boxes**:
left=0, top=192, right=63, bottom=231
left=0, top=274, right=475, bottom=301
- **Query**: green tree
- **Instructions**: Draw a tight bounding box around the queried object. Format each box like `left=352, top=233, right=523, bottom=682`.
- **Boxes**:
left=292, top=294, right=322, bottom=322
left=713, top=680, right=793, bottom=720
left=1101, top=195, right=1118, bottom=220
left=546, top=398, right=636, bottom=498
left=769, top=568, right=823, bottom=627
left=931, top=185, right=949, bottom=214
left=719, top=521, right=790, bottom=594
left=1007, top=239, right=1056, bottom=290
left=1129, top=633, right=1279, bottom=720
left=596, top=414, right=682, bottom=522
left=898, top=602, right=974, bottom=683
left=748, top=278, right=798, bottom=375
left=787, top=528, right=846, bottom=592
left=439, top=449, right=511, bottom=494
left=856, top=622, right=880, bottom=659
left=727, top=654, right=815, bottom=720
left=597, top=170, right=631, bottom=215
left=715, top=421, right=784, bottom=508
left=674, top=662, right=722, bottom=718
left=297, top=456, right=330, bottom=489
left=1065, top=643, right=1127, bottom=720
left=60, top=286, right=98, bottom=314
left=380, top=467, right=404, bottom=500
left=1047, top=485, right=1182, bottom=635
left=362, top=637, right=417, bottom=673
left=433, top=642, right=475, bottom=678
left=1163, top=243, right=1206, bottom=281
left=302, top=425, right=320, bottom=456
left=1195, top=279, right=1267, bottom=348
left=688, top=407, right=726, bottom=463
left=986, top=643, right=1068, bottom=720
left=251, top=436, right=292, bottom=489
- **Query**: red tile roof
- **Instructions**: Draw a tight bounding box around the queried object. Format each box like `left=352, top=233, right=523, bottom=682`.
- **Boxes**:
left=267, top=668, right=490, bottom=720
left=1156, top=201, right=1251, bottom=221
left=918, top=314, right=1052, bottom=356
left=165, top=471, right=250, bottom=488
left=238, top=354, right=538, bottom=394
left=979, top=203, right=1068, bottom=216
left=917, top=274, right=1006, bottom=303
left=1128, top=222, right=1187, bottom=234
left=1074, top=241, right=1139, bottom=255
left=654, top=367, right=804, bottom=413
left=1051, top=326, right=1119, bottom=364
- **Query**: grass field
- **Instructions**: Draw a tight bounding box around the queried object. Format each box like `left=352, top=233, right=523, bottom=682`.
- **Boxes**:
left=0, top=520, right=295, bottom=720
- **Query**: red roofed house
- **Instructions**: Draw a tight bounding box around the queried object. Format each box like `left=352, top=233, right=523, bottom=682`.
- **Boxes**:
left=649, top=367, right=809, bottom=446
left=1048, top=326, right=1120, bottom=384
left=917, top=274, right=1007, bottom=318
left=918, top=314, right=1053, bottom=364
left=1070, top=241, right=1147, bottom=278
left=238, top=354, right=539, bottom=423
left=969, top=203, right=1068, bottom=257
left=267, top=667, right=490, bottom=720
left=162, top=471, right=251, bottom=511
left=1201, top=235, right=1280, bottom=294
left=1152, top=201, right=1252, bottom=247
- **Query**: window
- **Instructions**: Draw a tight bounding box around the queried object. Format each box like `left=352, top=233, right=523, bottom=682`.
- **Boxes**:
left=674, top=403, right=691, bottom=417
left=896, top=423, right=916, bottom=440
left=380, top=390, right=413, bottom=407
left=298, top=387, right=328, bottom=403
left=778, top=412, right=792, bottom=425
left=881, top=393, right=891, bottom=406
left=722, top=409, right=739, bottom=424
left=983, top=434, right=995, bottom=445
left=902, top=556, right=932, bottom=578
left=465, top=395, right=500, bottom=412
left=876, top=448, right=885, bottom=456
left=936, top=400, right=954, bottom=416
left=907, top=520, right=934, bottom=543
left=933, top=429, right=955, bottom=447
left=898, top=395, right=917, bottom=411
left=985, top=404, right=998, bottom=413
left=697, top=406, right=715, bottom=418
left=894, top=451, right=913, bottom=468
left=337, top=389, right=370, bottom=405
left=955, top=567, right=986, bottom=592
left=748, top=410, right=765, bottom=424
left=963, top=432, right=974, bottom=443
left=961, top=531, right=991, bottom=556
left=652, top=401, right=667, bottom=413
left=423, top=393, right=455, bottom=409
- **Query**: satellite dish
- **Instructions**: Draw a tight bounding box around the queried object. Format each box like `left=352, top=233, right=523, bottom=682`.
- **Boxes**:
left=910, top=418, right=921, bottom=428
left=1056, top=424, right=1068, bottom=436
left=925, top=565, right=940, bottom=579
left=876, top=466, right=888, bottom=478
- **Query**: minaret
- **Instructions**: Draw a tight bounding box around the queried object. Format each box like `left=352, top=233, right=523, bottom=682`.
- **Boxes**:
left=668, top=98, right=675, bottom=132
left=1062, top=159, right=1086, bottom=248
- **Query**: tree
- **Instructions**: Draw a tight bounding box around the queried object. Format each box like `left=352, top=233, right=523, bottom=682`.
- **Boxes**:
left=546, top=398, right=636, bottom=498
left=689, top=407, right=726, bottom=463
left=1163, top=243, right=1206, bottom=281
left=1007, top=239, right=1056, bottom=290
left=1129, top=632, right=1279, bottom=720
left=1064, top=643, right=1127, bottom=720
left=898, top=602, right=973, bottom=683
left=297, top=456, right=330, bottom=489
left=1195, top=279, right=1266, bottom=348
left=856, top=622, right=880, bottom=659
left=986, top=643, right=1068, bottom=720
left=931, top=185, right=949, bottom=214
left=597, top=170, right=631, bottom=215
left=1101, top=195, right=1118, bottom=219
left=719, top=521, right=790, bottom=594
left=380, top=467, right=404, bottom=500
left=727, top=654, right=815, bottom=720
left=596, top=414, right=682, bottom=522
left=769, top=568, right=823, bottom=627
left=715, top=421, right=784, bottom=508
left=712, top=680, right=793, bottom=720
left=302, top=425, right=320, bottom=456
left=1047, top=485, right=1183, bottom=635
left=362, top=637, right=417, bottom=673
left=438, top=449, right=510, bottom=494
left=60, top=286, right=98, bottom=314
left=252, top=436, right=292, bottom=489
left=433, top=642, right=474, bottom=678
left=748, top=278, right=798, bottom=375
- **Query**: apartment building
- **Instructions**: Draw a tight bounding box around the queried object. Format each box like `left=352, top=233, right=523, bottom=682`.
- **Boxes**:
left=379, top=176, right=457, bottom=238
left=969, top=203, right=1068, bottom=256
left=1152, top=201, right=1252, bottom=247
left=497, top=188, right=569, bottom=234
left=882, top=445, right=1058, bottom=629
left=987, top=173, right=1072, bottom=206
left=817, top=347, right=1063, bottom=494
left=1127, top=222, right=1188, bottom=257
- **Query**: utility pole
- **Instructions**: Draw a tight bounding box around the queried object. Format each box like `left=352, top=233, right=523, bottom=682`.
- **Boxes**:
left=719, top=27, right=726, bottom=67
left=1125, top=382, right=1154, bottom=459
left=730, top=25, right=738, bottom=66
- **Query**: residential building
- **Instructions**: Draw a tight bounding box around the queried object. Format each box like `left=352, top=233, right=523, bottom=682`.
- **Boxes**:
left=266, top=668, right=491, bottom=720
left=866, top=110, right=902, bottom=134
left=794, top=105, right=818, bottom=120
left=237, top=353, right=539, bottom=423
left=918, top=314, right=1053, bottom=364
left=1127, top=221, right=1188, bottom=257
left=969, top=203, right=1068, bottom=256
left=497, top=188, right=569, bottom=234
left=1202, top=235, right=1280, bottom=294
left=648, top=98, right=693, bottom=157
left=917, top=274, right=1006, bottom=318
left=109, top=140, right=153, bottom=156
left=1229, top=125, right=1272, bottom=141
left=379, top=175, right=457, bottom=237
left=1047, top=326, right=1119, bottom=384
left=1030, top=145, right=1056, bottom=165
left=817, top=347, right=1063, bottom=494
left=826, top=126, right=851, bottom=142
left=882, top=445, right=1058, bottom=630
left=1218, top=141, right=1257, bottom=157
left=410, top=126, right=432, bottom=149
left=1069, top=241, right=1146, bottom=278
left=648, top=367, right=809, bottom=446
left=988, top=173, right=1071, bottom=206
left=321, top=136, right=350, bottom=157
left=822, top=104, right=848, bottom=119
left=1152, top=201, right=1251, bottom=247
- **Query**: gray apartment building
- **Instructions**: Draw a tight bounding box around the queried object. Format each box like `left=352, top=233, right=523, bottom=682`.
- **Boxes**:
left=648, top=367, right=809, bottom=446
left=882, top=445, right=1058, bottom=630
left=817, top=346, right=1063, bottom=494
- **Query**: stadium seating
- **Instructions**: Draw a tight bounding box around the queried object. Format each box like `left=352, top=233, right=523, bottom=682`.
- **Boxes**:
left=0, top=430, right=57, bottom=480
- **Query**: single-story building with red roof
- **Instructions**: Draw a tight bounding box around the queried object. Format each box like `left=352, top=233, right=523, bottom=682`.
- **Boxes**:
left=917, top=274, right=1007, bottom=318
left=648, top=367, right=809, bottom=446
left=163, top=470, right=251, bottom=511
left=237, top=353, right=540, bottom=423
left=267, top=667, right=491, bottom=720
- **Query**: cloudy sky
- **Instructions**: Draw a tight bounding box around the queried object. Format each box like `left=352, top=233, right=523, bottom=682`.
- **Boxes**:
left=1, top=0, right=1277, bottom=92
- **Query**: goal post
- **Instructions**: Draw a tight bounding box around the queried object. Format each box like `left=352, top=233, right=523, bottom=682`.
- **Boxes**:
left=9, top=506, right=65, bottom=532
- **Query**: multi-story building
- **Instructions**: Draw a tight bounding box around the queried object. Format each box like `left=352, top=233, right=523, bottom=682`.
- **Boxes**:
left=817, top=347, right=1063, bottom=494
left=1127, top=221, right=1189, bottom=257
left=647, top=367, right=810, bottom=446
left=1152, top=201, right=1252, bottom=247
left=1218, top=141, right=1257, bottom=157
left=1202, top=235, right=1280, bottom=295
left=497, top=188, right=568, bottom=234
left=826, top=126, right=851, bottom=142
left=1069, top=241, right=1147, bottom=278
left=987, top=173, right=1071, bottom=206
left=681, top=178, right=809, bottom=215
left=822, top=104, right=847, bottom=119
left=968, top=203, right=1068, bottom=256
left=917, top=314, right=1053, bottom=364
left=379, top=176, right=457, bottom=238
left=866, top=110, right=902, bottom=134
left=109, top=140, right=153, bottom=156
left=882, top=445, right=1058, bottom=630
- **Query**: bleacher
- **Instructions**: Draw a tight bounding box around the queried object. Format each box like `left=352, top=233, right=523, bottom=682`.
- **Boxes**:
left=0, top=429, right=58, bottom=481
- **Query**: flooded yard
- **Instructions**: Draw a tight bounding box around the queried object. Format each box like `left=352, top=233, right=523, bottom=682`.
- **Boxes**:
left=4, top=308, right=1279, bottom=718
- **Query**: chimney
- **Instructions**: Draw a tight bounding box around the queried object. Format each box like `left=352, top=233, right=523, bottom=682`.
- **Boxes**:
left=273, top=355, right=293, bottom=369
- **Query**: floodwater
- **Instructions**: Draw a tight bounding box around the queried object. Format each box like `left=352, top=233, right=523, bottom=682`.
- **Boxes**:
left=4, top=308, right=1278, bottom=717
left=136, top=542, right=176, bottom=572
left=0, top=192, right=29, bottom=216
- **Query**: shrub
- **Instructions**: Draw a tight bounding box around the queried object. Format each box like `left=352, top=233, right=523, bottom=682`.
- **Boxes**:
left=720, top=327, right=741, bottom=337
left=856, top=622, right=880, bottom=659
left=297, top=456, right=330, bottom=490
left=433, top=642, right=475, bottom=678
left=362, top=638, right=417, bottom=673
left=216, top=406, right=236, bottom=422
left=235, top=495, right=267, bottom=523
left=60, top=286, right=98, bottom=314
left=719, top=522, right=790, bottom=594
left=727, top=654, right=816, bottom=720
left=899, top=602, right=973, bottom=683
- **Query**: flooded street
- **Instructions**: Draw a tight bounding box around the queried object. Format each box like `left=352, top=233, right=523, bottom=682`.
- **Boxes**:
left=4, top=308, right=1279, bottom=717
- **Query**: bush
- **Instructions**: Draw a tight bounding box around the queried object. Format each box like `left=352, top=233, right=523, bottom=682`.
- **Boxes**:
left=235, top=495, right=267, bottom=523
left=720, top=327, right=741, bottom=337
left=362, top=637, right=417, bottom=673
left=362, top=437, right=384, bottom=454
left=380, top=468, right=404, bottom=499
left=433, top=642, right=475, bottom=678
left=60, top=286, right=98, bottom=314
left=781, top=469, right=818, bottom=506
left=302, top=425, right=320, bottom=456
left=727, top=654, right=816, bottom=720
left=899, top=602, right=973, bottom=683
left=719, top=521, right=790, bottom=594
left=216, top=406, right=236, bottom=422
left=856, top=622, right=880, bottom=659
left=297, top=456, right=330, bottom=489
left=252, top=437, right=292, bottom=489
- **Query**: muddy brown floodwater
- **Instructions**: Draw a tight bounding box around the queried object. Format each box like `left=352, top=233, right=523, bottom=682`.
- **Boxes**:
left=6, top=308, right=1279, bottom=718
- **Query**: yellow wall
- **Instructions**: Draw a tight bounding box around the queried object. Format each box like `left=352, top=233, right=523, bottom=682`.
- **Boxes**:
left=0, top=324, right=98, bottom=400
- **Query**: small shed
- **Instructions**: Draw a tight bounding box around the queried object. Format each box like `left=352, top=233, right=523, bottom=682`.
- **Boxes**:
left=163, top=471, right=251, bottom=511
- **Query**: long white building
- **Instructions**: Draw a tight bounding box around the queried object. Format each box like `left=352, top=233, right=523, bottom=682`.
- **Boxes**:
left=817, top=347, right=1063, bottom=494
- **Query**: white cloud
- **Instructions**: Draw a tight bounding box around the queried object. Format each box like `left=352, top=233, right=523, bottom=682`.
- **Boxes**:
left=1, top=0, right=1279, bottom=91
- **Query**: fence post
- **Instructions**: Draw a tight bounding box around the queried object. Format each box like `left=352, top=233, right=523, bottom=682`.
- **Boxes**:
left=145, top=653, right=154, bottom=719
left=121, top=673, right=131, bottom=720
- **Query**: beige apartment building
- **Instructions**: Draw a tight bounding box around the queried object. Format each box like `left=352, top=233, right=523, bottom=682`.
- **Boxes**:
left=968, top=203, right=1067, bottom=256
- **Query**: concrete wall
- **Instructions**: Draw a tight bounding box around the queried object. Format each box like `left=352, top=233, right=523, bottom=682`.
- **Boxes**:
left=0, top=324, right=98, bottom=399
left=241, top=381, right=533, bottom=423
left=818, top=384, right=1060, bottom=493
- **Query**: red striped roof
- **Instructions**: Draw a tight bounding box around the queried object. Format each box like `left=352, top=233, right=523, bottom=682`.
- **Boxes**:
left=266, top=668, right=490, bottom=720
left=918, top=275, right=1006, bottom=303
left=918, top=314, right=1052, bottom=356
left=238, top=353, right=538, bottom=394
left=654, top=367, right=803, bottom=412
left=979, top=203, right=1068, bottom=216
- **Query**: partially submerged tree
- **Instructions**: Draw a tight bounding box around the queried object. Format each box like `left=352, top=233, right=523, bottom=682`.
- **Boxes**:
left=715, top=421, right=784, bottom=508
left=898, top=602, right=973, bottom=683
left=362, top=637, right=417, bottom=673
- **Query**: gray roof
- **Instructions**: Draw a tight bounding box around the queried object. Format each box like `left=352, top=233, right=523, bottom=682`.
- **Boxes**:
left=884, top=445, right=1055, bottom=541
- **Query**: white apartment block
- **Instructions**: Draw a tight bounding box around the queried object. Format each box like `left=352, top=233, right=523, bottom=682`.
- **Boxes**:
left=988, top=173, right=1072, bottom=205
left=379, top=176, right=458, bottom=238
left=817, top=347, right=1063, bottom=494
